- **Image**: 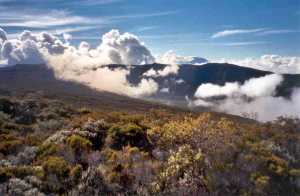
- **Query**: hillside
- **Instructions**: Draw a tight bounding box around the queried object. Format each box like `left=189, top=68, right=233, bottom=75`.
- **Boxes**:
left=0, top=64, right=183, bottom=113
left=0, top=91, right=299, bottom=195
left=0, top=63, right=299, bottom=195
left=0, top=0, right=298, bottom=195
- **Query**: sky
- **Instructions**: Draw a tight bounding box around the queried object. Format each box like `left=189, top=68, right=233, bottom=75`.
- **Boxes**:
left=0, top=0, right=299, bottom=60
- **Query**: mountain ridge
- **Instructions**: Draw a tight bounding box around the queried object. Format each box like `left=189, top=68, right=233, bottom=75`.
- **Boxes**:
left=1, top=62, right=299, bottom=107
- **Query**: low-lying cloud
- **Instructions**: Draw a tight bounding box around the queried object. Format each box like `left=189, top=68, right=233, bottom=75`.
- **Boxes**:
left=195, top=74, right=283, bottom=98
left=193, top=74, right=300, bottom=121
left=143, top=63, right=180, bottom=78
left=219, top=90, right=300, bottom=121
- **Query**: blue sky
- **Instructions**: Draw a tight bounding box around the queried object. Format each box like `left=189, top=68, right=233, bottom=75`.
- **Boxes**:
left=0, top=0, right=299, bottom=59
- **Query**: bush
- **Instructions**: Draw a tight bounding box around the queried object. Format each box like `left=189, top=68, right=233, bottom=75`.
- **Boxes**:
left=24, top=134, right=43, bottom=146
left=101, top=146, right=156, bottom=192
left=67, top=135, right=92, bottom=152
left=42, top=156, right=71, bottom=193
left=152, top=145, right=207, bottom=195
left=107, top=123, right=151, bottom=150
left=0, top=134, right=22, bottom=156
left=14, top=111, right=36, bottom=125
left=75, top=167, right=111, bottom=195
left=121, top=114, right=144, bottom=125
left=66, top=135, right=93, bottom=166
left=289, top=169, right=300, bottom=177
left=36, top=119, right=64, bottom=134
left=123, top=123, right=144, bottom=136
left=37, top=143, right=60, bottom=159
left=70, top=164, right=83, bottom=184
left=0, top=167, right=12, bottom=183
left=0, top=111, right=9, bottom=126
left=42, top=156, right=70, bottom=178
left=0, top=98, right=14, bottom=114
left=78, top=107, right=91, bottom=114
left=250, top=173, right=271, bottom=194
left=0, top=166, right=44, bottom=182
left=1, top=122, right=19, bottom=132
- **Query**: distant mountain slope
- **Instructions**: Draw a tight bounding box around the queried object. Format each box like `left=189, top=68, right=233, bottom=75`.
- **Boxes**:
left=0, top=64, right=181, bottom=113
left=109, top=63, right=300, bottom=99
left=1, top=63, right=299, bottom=109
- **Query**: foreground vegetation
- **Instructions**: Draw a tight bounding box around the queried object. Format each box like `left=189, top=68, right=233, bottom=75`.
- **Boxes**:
left=0, top=93, right=299, bottom=196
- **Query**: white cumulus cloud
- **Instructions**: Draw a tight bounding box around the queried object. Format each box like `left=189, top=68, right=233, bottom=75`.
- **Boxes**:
left=156, top=50, right=207, bottom=65
left=98, top=29, right=155, bottom=65
left=0, top=28, right=158, bottom=97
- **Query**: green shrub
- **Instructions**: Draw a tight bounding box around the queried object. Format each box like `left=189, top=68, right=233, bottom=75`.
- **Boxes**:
left=108, top=123, right=143, bottom=137
left=78, top=107, right=91, bottom=114
left=0, top=134, right=22, bottom=155
left=42, top=156, right=70, bottom=178
left=37, top=143, right=60, bottom=159
left=0, top=167, right=12, bottom=183
left=106, top=112, right=123, bottom=123
left=25, top=134, right=43, bottom=146
left=0, top=111, right=9, bottom=127
left=121, top=114, right=144, bottom=124
left=42, top=156, right=71, bottom=194
left=108, top=125, right=122, bottom=137
left=289, top=169, right=300, bottom=176
left=36, top=119, right=64, bottom=134
left=107, top=123, right=151, bottom=150
left=0, top=166, right=44, bottom=182
left=123, top=123, right=144, bottom=136
left=1, top=122, right=19, bottom=131
left=70, top=164, right=83, bottom=184
left=251, top=173, right=270, bottom=192
left=67, top=135, right=92, bottom=151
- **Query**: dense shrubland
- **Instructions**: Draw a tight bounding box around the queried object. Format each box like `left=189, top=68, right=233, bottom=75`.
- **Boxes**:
left=0, top=93, right=299, bottom=195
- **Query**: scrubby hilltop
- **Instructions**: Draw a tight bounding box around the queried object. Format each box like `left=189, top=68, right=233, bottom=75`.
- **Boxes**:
left=0, top=92, right=299, bottom=195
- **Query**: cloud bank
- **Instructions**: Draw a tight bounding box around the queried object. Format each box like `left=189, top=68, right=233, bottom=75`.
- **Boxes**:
left=194, top=74, right=283, bottom=99
left=0, top=28, right=155, bottom=66
left=220, top=89, right=300, bottom=121
left=192, top=74, right=300, bottom=121
left=217, top=55, right=300, bottom=74
left=0, top=28, right=157, bottom=97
